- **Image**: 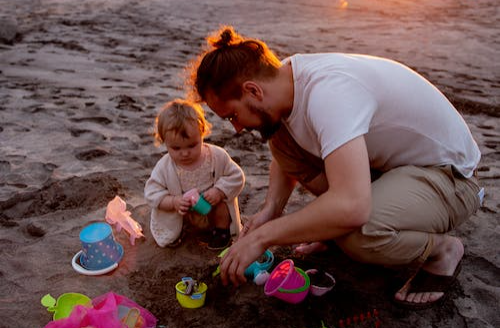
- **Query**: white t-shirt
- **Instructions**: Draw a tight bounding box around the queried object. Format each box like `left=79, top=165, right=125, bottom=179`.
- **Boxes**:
left=284, top=53, right=480, bottom=178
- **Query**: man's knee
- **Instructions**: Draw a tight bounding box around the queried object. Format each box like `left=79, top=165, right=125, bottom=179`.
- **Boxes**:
left=335, top=224, right=396, bottom=264
left=335, top=222, right=427, bottom=266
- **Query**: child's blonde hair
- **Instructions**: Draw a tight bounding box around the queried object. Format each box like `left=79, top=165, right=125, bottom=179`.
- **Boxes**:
left=154, top=99, right=212, bottom=145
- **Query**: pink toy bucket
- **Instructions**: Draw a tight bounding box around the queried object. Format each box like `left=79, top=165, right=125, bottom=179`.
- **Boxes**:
left=264, top=259, right=310, bottom=304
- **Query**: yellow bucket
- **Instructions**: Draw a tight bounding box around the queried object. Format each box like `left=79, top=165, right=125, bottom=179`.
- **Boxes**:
left=175, top=281, right=207, bottom=308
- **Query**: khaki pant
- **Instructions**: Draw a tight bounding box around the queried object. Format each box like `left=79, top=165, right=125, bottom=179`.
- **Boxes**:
left=269, top=126, right=481, bottom=267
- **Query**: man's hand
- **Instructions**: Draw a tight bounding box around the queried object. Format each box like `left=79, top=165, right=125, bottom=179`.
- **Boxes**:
left=220, top=232, right=266, bottom=286
left=202, top=187, right=225, bottom=205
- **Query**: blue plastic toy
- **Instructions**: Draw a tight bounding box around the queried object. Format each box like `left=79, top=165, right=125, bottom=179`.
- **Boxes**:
left=244, top=249, right=274, bottom=285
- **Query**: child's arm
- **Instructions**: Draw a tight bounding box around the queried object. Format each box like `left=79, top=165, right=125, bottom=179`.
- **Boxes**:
left=158, top=194, right=191, bottom=215
left=144, top=155, right=189, bottom=214
left=202, top=187, right=225, bottom=205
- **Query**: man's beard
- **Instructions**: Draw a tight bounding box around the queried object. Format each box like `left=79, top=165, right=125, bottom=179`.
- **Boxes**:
left=248, top=103, right=281, bottom=142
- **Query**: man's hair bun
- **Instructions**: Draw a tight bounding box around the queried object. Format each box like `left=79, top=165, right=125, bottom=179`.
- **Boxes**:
left=208, top=26, right=243, bottom=49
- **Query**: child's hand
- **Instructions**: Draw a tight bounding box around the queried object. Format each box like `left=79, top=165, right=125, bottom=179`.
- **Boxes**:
left=174, top=195, right=191, bottom=215
left=202, top=187, right=225, bottom=205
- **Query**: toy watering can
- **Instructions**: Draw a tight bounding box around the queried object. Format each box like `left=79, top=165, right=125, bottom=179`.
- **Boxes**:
left=212, top=248, right=274, bottom=285
left=244, top=249, right=274, bottom=285
left=41, top=293, right=92, bottom=320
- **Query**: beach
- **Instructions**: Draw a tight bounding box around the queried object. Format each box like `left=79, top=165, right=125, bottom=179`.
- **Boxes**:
left=0, top=0, right=499, bottom=327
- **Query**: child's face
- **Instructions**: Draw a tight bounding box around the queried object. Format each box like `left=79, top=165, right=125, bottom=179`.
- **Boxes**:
left=164, top=122, right=203, bottom=167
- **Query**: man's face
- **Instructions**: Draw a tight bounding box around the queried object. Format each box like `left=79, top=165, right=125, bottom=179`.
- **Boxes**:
left=246, top=102, right=281, bottom=141
left=205, top=91, right=281, bottom=141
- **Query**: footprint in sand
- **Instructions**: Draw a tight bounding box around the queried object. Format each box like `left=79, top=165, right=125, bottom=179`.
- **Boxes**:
left=241, top=153, right=258, bottom=166
left=101, top=77, right=124, bottom=83
left=75, top=147, right=109, bottom=161
left=1, top=173, right=122, bottom=221
left=477, top=124, right=495, bottom=130
left=54, top=68, right=75, bottom=73
left=111, top=94, right=144, bottom=112
left=68, top=128, right=105, bottom=141
left=484, top=142, right=499, bottom=150
left=25, top=223, right=46, bottom=237
left=467, top=257, right=500, bottom=287
left=1, top=162, right=56, bottom=189
left=110, top=136, right=139, bottom=150
left=0, top=160, right=9, bottom=173
left=70, top=116, right=112, bottom=125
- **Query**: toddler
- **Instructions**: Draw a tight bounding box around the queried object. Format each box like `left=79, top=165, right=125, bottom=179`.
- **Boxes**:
left=144, top=99, right=245, bottom=250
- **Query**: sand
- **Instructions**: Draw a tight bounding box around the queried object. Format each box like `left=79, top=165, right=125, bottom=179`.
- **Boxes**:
left=0, top=0, right=499, bottom=327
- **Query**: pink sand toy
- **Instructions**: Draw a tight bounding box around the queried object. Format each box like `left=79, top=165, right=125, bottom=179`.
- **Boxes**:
left=42, top=292, right=157, bottom=328
left=105, top=196, right=145, bottom=245
left=264, top=259, right=310, bottom=304
left=306, top=269, right=336, bottom=296
left=183, top=188, right=212, bottom=215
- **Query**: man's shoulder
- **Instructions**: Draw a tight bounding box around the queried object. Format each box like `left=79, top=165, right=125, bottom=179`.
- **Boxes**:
left=291, top=53, right=355, bottom=83
left=292, top=52, right=348, bottom=64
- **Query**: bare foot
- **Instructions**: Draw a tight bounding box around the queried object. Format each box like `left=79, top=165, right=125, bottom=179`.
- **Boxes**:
left=395, top=235, right=464, bottom=305
left=294, top=242, right=328, bottom=255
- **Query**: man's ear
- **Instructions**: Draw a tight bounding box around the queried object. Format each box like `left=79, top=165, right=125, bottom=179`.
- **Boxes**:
left=242, top=81, right=263, bottom=101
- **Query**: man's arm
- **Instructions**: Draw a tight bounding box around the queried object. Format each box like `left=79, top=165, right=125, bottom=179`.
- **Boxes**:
left=220, top=135, right=372, bottom=285
left=264, top=159, right=297, bottom=217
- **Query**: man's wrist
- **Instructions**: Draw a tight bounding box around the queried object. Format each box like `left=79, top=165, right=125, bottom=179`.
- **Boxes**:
left=262, top=201, right=281, bottom=219
left=253, top=224, right=273, bottom=250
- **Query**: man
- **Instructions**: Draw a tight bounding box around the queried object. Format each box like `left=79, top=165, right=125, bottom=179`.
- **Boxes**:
left=188, top=26, right=482, bottom=308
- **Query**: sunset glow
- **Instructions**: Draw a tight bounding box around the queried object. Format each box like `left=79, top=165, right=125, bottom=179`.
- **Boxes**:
left=339, top=0, right=349, bottom=9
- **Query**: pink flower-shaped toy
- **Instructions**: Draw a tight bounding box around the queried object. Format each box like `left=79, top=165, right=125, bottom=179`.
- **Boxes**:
left=105, top=196, right=145, bottom=245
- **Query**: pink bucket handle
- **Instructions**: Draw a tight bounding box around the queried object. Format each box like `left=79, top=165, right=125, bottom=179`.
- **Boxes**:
left=277, top=268, right=310, bottom=293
